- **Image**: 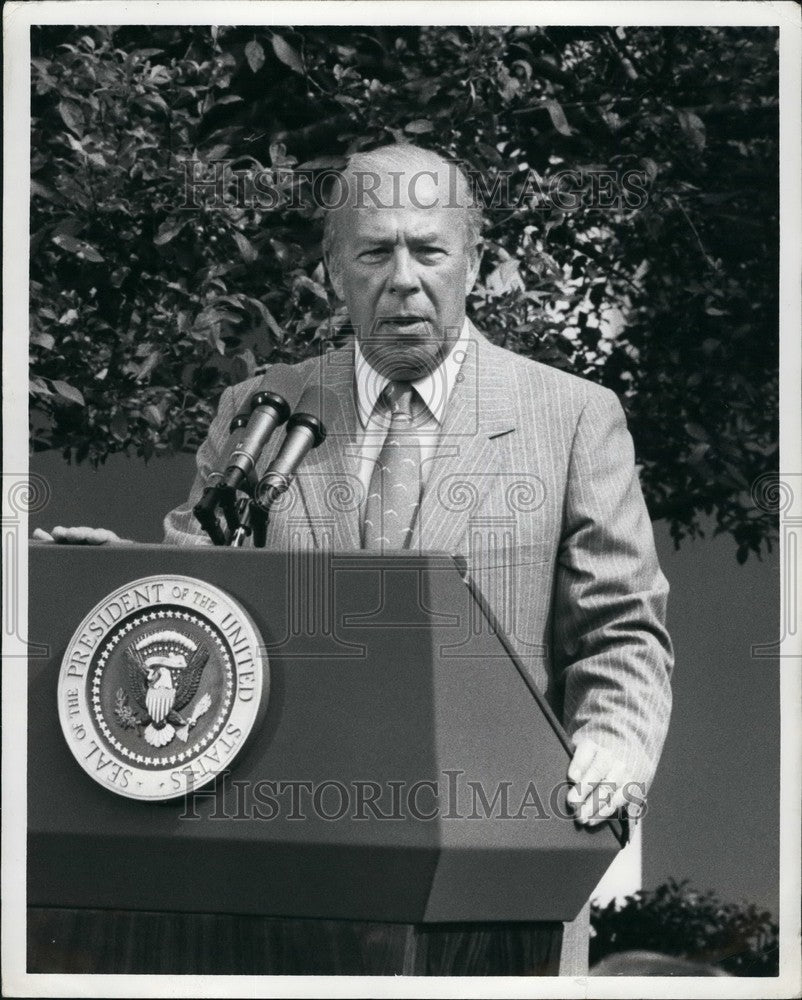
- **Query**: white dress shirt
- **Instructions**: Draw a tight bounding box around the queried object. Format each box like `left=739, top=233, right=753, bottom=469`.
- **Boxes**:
left=353, top=319, right=470, bottom=512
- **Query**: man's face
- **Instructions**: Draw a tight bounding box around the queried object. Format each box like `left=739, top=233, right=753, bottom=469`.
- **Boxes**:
left=328, top=171, right=481, bottom=380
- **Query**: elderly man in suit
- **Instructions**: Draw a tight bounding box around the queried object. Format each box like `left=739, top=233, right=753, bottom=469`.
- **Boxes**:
left=44, top=143, right=673, bottom=974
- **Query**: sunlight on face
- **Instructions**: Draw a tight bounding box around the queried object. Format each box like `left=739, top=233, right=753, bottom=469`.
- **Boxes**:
left=330, top=170, right=481, bottom=380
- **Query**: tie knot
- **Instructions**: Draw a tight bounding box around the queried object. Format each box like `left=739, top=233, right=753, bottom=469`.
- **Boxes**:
left=381, top=381, right=416, bottom=420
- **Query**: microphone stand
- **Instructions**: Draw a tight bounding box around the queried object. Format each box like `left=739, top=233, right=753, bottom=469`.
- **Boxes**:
left=193, top=482, right=228, bottom=546
left=230, top=497, right=267, bottom=548
left=193, top=479, right=239, bottom=546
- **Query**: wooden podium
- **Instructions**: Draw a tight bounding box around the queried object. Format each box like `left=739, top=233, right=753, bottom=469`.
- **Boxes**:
left=27, top=544, right=623, bottom=975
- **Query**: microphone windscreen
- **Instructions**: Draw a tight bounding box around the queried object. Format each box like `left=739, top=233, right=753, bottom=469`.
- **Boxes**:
left=223, top=391, right=290, bottom=490
left=253, top=383, right=331, bottom=510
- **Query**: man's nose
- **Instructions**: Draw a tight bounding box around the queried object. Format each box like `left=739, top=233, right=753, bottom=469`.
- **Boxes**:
left=388, top=247, right=420, bottom=295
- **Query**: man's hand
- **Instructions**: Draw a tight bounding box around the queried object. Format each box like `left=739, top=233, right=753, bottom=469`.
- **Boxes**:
left=32, top=526, right=133, bottom=545
left=567, top=738, right=629, bottom=827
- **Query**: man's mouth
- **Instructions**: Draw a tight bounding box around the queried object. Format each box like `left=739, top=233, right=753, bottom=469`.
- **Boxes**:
left=379, top=315, right=430, bottom=327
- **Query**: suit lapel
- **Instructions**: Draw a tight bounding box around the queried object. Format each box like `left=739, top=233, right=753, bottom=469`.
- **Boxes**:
left=291, top=342, right=363, bottom=550
left=410, top=324, right=517, bottom=555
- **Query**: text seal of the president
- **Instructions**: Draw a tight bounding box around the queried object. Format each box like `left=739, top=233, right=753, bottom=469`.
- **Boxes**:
left=57, top=575, right=268, bottom=801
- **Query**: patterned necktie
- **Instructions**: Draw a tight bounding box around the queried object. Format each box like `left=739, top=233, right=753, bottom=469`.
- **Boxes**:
left=362, top=381, right=422, bottom=550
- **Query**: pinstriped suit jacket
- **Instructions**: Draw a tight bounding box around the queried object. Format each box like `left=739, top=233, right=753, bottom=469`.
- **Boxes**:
left=164, top=323, right=673, bottom=794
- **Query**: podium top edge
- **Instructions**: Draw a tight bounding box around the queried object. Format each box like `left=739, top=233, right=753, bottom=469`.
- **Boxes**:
left=29, top=541, right=460, bottom=564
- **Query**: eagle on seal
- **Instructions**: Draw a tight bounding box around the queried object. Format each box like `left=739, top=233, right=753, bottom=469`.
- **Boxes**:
left=125, top=630, right=210, bottom=748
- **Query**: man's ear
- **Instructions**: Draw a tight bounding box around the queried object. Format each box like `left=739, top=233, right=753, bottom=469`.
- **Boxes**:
left=464, top=240, right=484, bottom=294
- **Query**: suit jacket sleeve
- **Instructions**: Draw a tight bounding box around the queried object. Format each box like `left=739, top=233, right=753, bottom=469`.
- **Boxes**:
left=553, top=386, right=673, bottom=795
left=162, top=386, right=239, bottom=546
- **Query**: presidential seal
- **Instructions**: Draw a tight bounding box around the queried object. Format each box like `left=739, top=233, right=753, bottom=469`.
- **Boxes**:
left=57, top=575, right=268, bottom=801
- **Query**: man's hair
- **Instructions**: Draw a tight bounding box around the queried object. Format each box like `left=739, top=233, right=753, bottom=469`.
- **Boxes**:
left=322, top=143, right=484, bottom=283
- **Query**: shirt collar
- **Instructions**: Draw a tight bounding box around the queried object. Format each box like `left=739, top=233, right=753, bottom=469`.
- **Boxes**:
left=354, top=318, right=470, bottom=429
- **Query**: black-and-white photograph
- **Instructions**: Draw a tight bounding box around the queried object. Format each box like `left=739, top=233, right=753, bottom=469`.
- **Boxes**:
left=3, top=2, right=800, bottom=997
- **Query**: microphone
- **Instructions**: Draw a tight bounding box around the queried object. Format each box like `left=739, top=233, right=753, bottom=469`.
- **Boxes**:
left=254, top=406, right=327, bottom=513
left=203, top=409, right=250, bottom=488
left=222, top=391, right=291, bottom=493
left=193, top=409, right=252, bottom=544
left=194, top=392, right=288, bottom=544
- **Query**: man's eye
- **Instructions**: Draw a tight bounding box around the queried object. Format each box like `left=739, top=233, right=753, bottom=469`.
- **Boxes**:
left=418, top=247, right=446, bottom=259
left=358, top=249, right=389, bottom=262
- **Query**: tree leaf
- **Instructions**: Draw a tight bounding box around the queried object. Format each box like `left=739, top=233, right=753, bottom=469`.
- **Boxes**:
left=676, top=109, right=706, bottom=151
left=511, top=59, right=532, bottom=81
left=544, top=98, right=573, bottom=137
left=135, top=92, right=168, bottom=113
left=295, top=274, right=328, bottom=301
left=685, top=421, right=708, bottom=441
left=30, top=376, right=54, bottom=397
left=688, top=442, right=710, bottom=465
left=58, top=308, right=79, bottom=325
left=485, top=258, right=524, bottom=296
left=250, top=298, right=283, bottom=338
left=130, top=47, right=164, bottom=62
left=31, top=179, right=60, bottom=202
left=233, top=230, right=258, bottom=263
left=417, top=78, right=441, bottom=104
left=497, top=66, right=521, bottom=103
left=268, top=236, right=292, bottom=264
left=31, top=331, right=55, bottom=350
left=203, top=143, right=231, bottom=161
left=58, top=99, right=85, bottom=137
left=51, top=233, right=104, bottom=262
left=136, top=351, right=162, bottom=382
left=271, top=33, right=304, bottom=74
left=404, top=119, right=433, bottom=134
left=52, top=380, right=85, bottom=407
left=142, top=404, right=163, bottom=428
left=599, top=108, right=623, bottom=132
left=297, top=155, right=348, bottom=170
left=110, top=266, right=131, bottom=288
left=148, top=65, right=172, bottom=85
left=245, top=40, right=266, bottom=73
left=640, top=157, right=659, bottom=184
left=269, top=142, right=296, bottom=168
left=154, top=214, right=188, bottom=245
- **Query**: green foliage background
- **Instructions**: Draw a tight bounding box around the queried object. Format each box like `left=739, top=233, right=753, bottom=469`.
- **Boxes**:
left=590, top=879, right=779, bottom=976
left=30, top=25, right=779, bottom=560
